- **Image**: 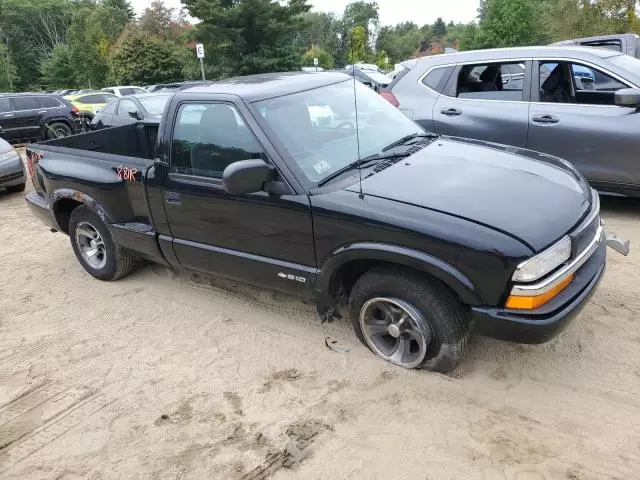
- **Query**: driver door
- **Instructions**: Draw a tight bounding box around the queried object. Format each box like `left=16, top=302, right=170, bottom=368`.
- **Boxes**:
left=162, top=98, right=317, bottom=295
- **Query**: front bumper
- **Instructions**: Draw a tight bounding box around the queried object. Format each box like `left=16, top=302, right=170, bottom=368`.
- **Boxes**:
left=471, top=239, right=606, bottom=344
left=0, top=155, right=26, bottom=187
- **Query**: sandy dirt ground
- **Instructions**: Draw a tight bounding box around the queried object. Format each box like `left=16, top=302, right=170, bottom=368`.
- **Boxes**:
left=1, top=155, right=640, bottom=480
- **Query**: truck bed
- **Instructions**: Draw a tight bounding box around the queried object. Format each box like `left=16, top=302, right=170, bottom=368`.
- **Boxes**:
left=36, top=123, right=158, bottom=161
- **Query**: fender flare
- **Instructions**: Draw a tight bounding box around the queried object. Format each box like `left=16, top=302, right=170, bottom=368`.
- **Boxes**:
left=51, top=188, right=114, bottom=228
left=315, top=242, right=485, bottom=316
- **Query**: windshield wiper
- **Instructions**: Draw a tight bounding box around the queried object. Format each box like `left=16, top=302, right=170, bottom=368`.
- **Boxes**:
left=316, top=152, right=413, bottom=187
left=316, top=157, right=384, bottom=187
left=382, top=132, right=436, bottom=152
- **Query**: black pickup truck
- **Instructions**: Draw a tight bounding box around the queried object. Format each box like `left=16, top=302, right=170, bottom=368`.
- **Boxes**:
left=25, top=72, right=617, bottom=372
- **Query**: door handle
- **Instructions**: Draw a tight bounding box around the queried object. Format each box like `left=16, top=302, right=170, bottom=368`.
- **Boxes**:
left=164, top=191, right=181, bottom=205
left=440, top=108, right=462, bottom=116
left=532, top=114, right=559, bottom=124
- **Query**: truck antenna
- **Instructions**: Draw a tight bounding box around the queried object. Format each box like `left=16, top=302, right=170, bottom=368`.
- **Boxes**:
left=351, top=57, right=364, bottom=199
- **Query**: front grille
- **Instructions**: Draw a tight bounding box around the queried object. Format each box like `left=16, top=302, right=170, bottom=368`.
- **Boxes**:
left=0, top=171, right=23, bottom=183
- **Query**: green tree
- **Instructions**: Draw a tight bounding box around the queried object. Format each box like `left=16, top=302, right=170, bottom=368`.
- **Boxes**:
left=102, top=0, right=135, bottom=20
left=297, top=11, right=341, bottom=62
left=478, top=0, right=488, bottom=21
left=68, top=4, right=129, bottom=88
left=0, top=0, right=73, bottom=90
left=301, top=44, right=334, bottom=69
left=376, top=22, right=422, bottom=63
left=374, top=49, right=388, bottom=69
left=182, top=0, right=311, bottom=78
left=139, top=0, right=173, bottom=38
left=40, top=43, right=76, bottom=88
left=341, top=1, right=379, bottom=57
left=108, top=25, right=185, bottom=84
left=0, top=42, right=17, bottom=91
left=431, top=17, right=447, bottom=39
left=475, top=0, right=543, bottom=48
left=347, top=25, right=366, bottom=63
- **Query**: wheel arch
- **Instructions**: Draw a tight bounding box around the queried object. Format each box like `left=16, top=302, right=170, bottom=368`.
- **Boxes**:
left=315, top=242, right=485, bottom=321
left=51, top=189, right=113, bottom=234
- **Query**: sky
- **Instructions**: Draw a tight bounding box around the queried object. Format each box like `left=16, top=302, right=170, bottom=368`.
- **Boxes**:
left=130, top=0, right=480, bottom=27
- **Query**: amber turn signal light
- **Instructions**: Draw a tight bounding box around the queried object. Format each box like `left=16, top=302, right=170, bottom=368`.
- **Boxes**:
left=505, top=273, right=574, bottom=310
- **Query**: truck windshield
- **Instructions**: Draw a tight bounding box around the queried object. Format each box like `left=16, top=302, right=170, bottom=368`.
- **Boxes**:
left=609, top=53, right=640, bottom=79
left=139, top=95, right=171, bottom=116
left=253, top=80, right=423, bottom=183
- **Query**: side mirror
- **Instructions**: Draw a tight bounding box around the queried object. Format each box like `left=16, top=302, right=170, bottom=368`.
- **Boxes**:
left=129, top=111, right=142, bottom=120
left=615, top=88, right=640, bottom=107
left=222, top=159, right=275, bottom=195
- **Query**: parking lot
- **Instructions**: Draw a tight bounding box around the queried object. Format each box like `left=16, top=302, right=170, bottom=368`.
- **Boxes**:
left=1, top=154, right=640, bottom=479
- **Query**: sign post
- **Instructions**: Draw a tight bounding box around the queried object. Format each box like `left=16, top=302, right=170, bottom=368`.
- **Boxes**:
left=313, top=57, right=318, bottom=72
left=196, top=43, right=205, bottom=81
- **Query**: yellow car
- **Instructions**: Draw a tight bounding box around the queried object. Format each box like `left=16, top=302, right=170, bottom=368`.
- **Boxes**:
left=64, top=92, right=118, bottom=129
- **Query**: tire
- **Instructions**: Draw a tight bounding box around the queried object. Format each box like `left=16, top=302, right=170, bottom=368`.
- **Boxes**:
left=6, top=183, right=26, bottom=193
left=46, top=122, right=72, bottom=139
left=69, top=205, right=135, bottom=281
left=349, top=266, right=469, bottom=372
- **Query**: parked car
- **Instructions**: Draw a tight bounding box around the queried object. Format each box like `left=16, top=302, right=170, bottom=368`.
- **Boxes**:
left=101, top=86, right=148, bottom=97
left=551, top=33, right=640, bottom=59
left=0, top=136, right=25, bottom=192
left=91, top=93, right=172, bottom=129
left=25, top=72, right=622, bottom=372
left=152, top=81, right=215, bottom=93
left=65, top=92, right=118, bottom=129
left=0, top=93, right=80, bottom=143
left=382, top=45, right=640, bottom=197
left=345, top=68, right=392, bottom=92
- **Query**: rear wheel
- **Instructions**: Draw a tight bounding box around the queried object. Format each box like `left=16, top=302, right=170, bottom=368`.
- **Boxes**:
left=46, top=122, right=72, bottom=139
left=349, top=266, right=470, bottom=372
left=69, top=205, right=135, bottom=281
left=6, top=183, right=26, bottom=193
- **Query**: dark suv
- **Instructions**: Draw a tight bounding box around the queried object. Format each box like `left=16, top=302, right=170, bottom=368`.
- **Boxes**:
left=0, top=93, right=80, bottom=144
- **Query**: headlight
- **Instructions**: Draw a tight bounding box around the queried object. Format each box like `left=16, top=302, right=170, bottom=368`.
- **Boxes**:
left=0, top=150, right=20, bottom=163
left=512, top=236, right=571, bottom=282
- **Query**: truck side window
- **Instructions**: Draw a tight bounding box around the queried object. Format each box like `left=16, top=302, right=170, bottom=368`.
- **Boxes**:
left=171, top=103, right=265, bottom=179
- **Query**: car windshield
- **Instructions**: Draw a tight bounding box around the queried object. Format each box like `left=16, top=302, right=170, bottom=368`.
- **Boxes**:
left=253, top=80, right=423, bottom=183
left=139, top=95, right=171, bottom=116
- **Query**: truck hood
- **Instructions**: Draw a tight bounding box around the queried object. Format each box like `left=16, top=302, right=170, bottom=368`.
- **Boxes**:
left=346, top=136, right=592, bottom=252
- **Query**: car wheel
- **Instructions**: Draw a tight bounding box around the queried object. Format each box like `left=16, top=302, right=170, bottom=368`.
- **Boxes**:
left=6, top=183, right=26, bottom=193
left=69, top=205, right=135, bottom=281
left=46, top=122, right=72, bottom=139
left=349, top=266, right=470, bottom=372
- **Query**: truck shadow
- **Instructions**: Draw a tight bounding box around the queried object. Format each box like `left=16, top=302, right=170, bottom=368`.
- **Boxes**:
left=599, top=195, right=640, bottom=216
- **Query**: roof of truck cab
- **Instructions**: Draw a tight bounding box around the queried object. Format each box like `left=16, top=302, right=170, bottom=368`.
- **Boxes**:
left=401, top=45, right=624, bottom=69
left=181, top=72, right=352, bottom=101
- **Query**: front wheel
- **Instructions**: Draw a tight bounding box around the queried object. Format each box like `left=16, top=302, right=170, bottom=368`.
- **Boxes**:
left=349, top=266, right=470, bottom=372
left=69, top=205, right=135, bottom=281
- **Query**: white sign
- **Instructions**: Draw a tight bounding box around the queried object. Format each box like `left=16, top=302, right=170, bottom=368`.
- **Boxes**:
left=196, top=43, right=205, bottom=59
left=384, top=56, right=389, bottom=65
left=313, top=57, right=318, bottom=66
